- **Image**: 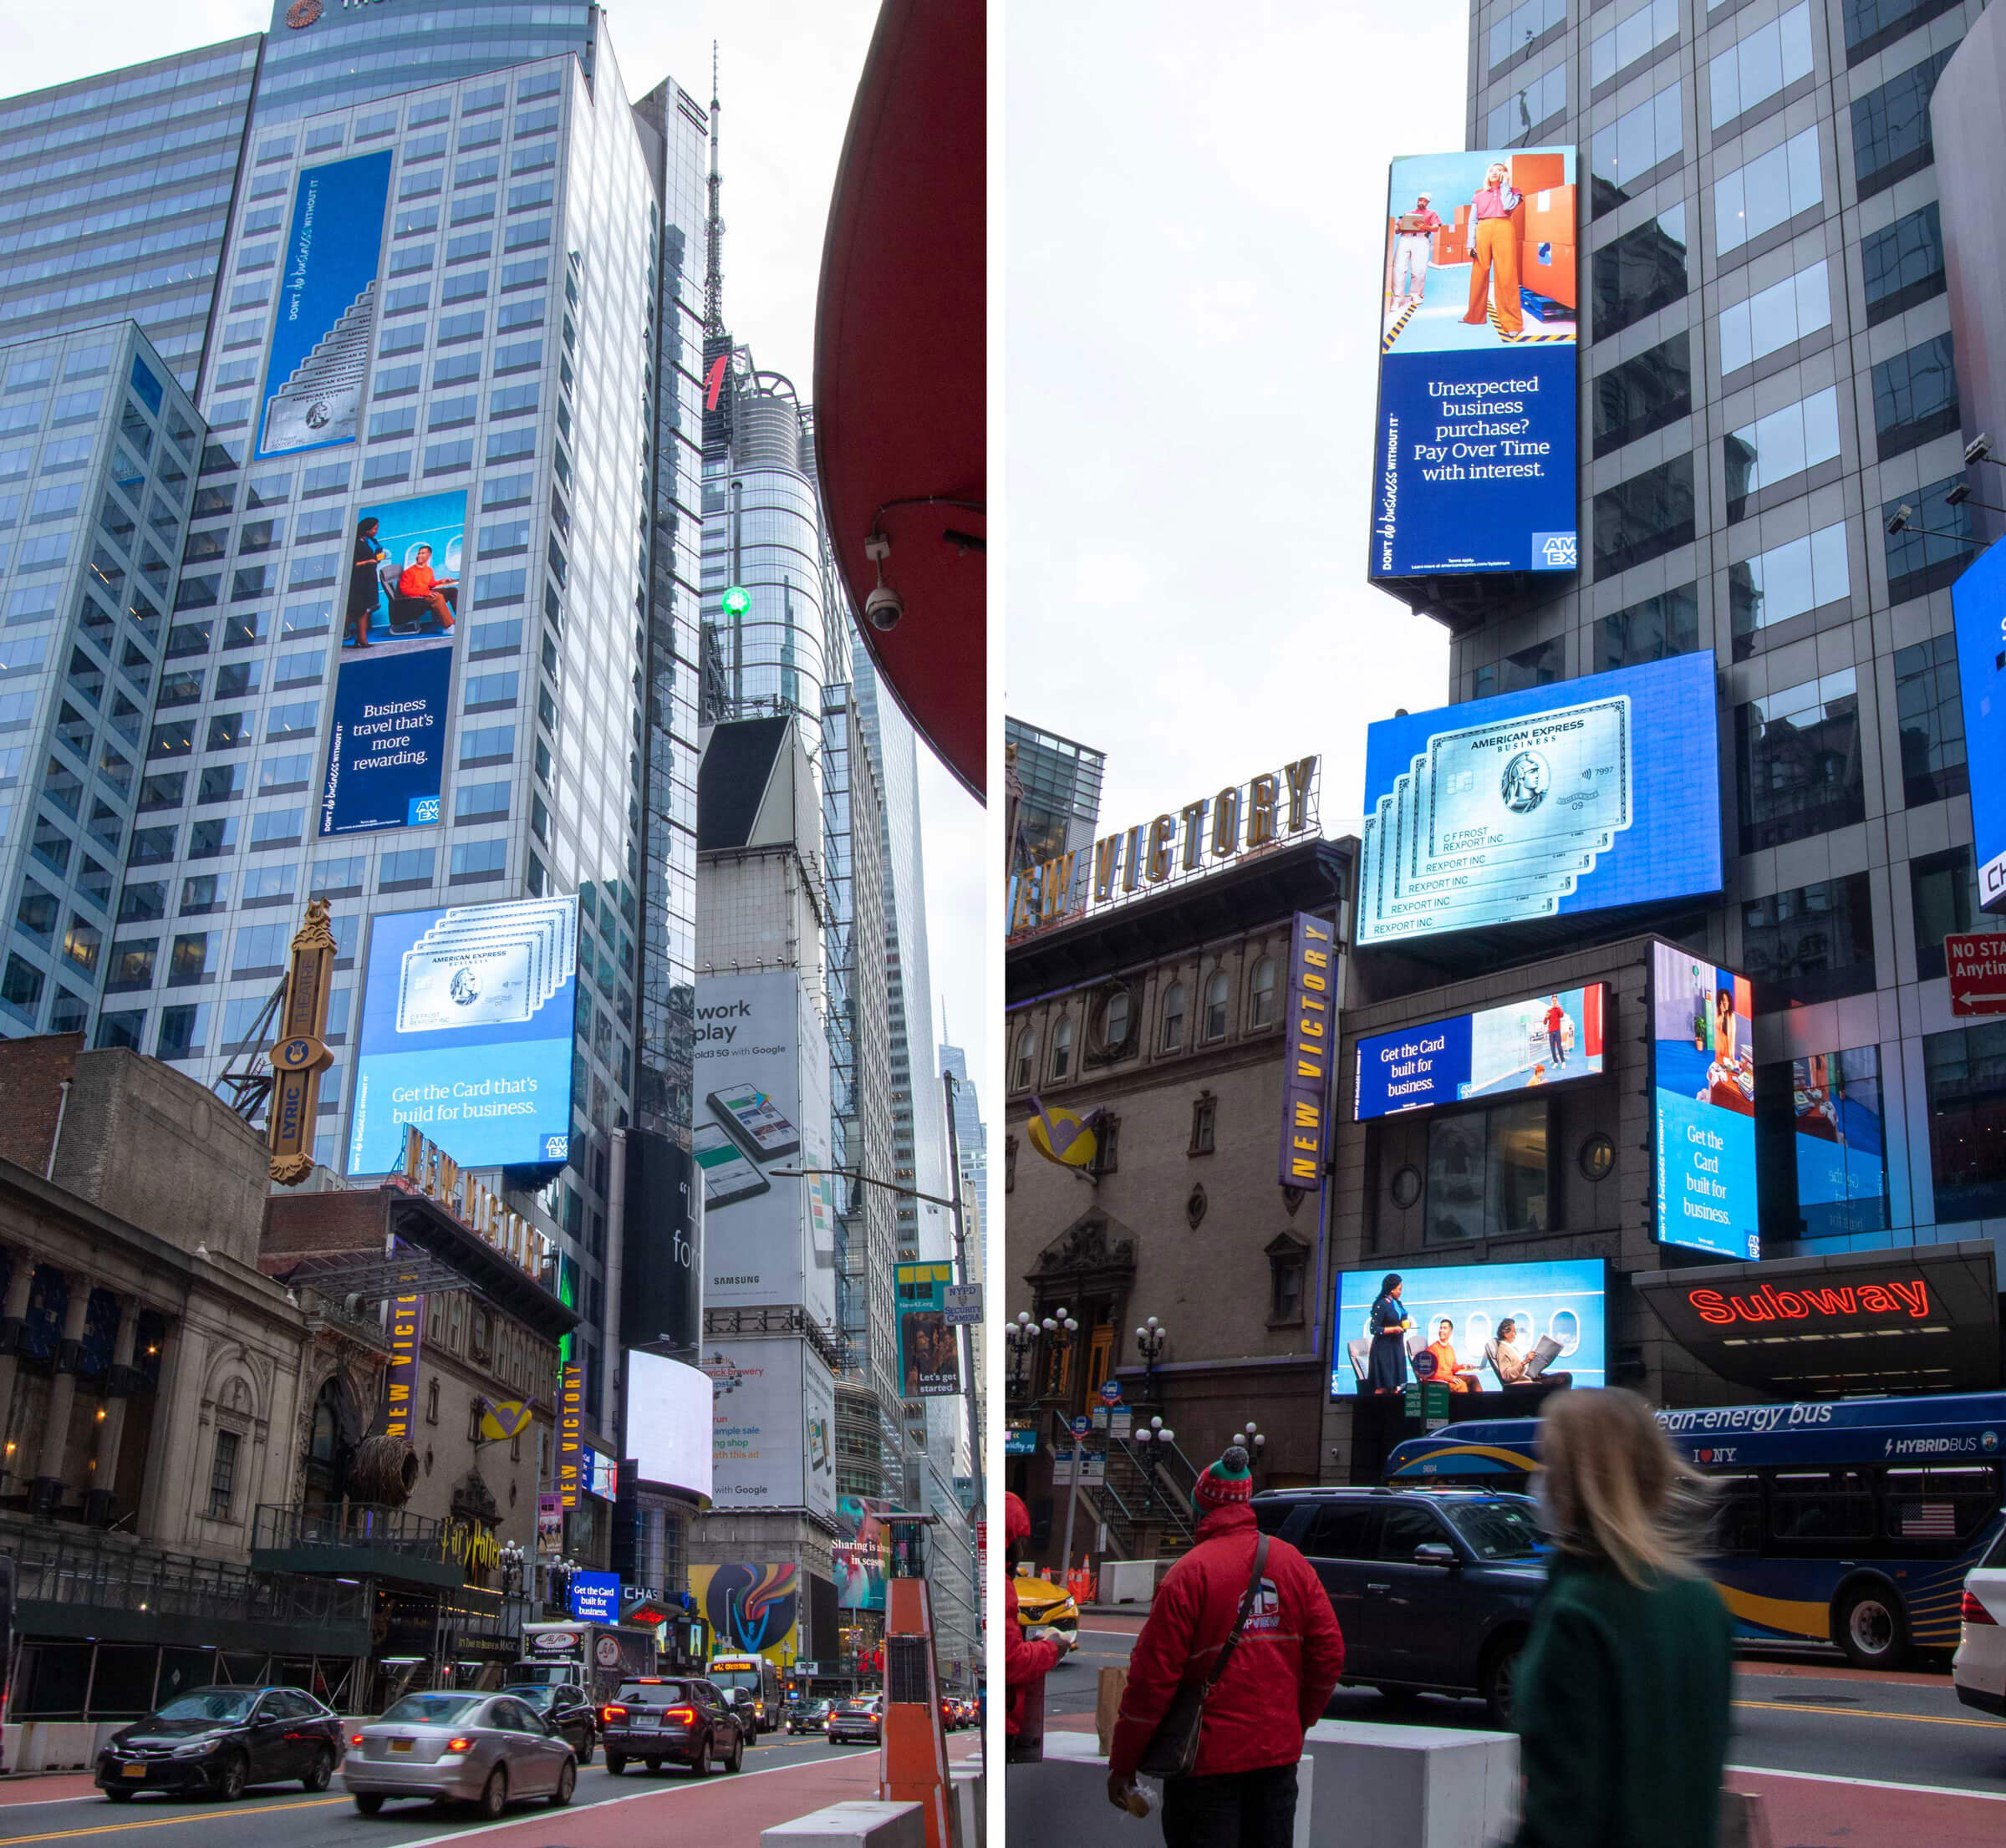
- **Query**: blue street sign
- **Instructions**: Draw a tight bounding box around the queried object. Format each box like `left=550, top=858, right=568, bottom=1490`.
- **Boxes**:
left=1100, top=1379, right=1123, bottom=1405
left=1070, top=1414, right=1091, bottom=1437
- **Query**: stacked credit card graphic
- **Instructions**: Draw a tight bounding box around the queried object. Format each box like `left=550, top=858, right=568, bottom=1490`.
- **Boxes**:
left=1357, top=693, right=1633, bottom=943
left=395, top=899, right=578, bottom=1033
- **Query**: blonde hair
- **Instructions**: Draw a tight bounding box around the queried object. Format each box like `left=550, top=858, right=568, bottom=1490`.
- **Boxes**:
left=1540, top=1389, right=1708, bottom=1586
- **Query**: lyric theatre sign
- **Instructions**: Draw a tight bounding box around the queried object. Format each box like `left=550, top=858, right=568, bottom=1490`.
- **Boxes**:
left=1010, top=756, right=1321, bottom=937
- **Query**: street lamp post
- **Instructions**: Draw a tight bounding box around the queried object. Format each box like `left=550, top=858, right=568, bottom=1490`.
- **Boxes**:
left=1134, top=1316, right=1168, bottom=1408
left=1006, top=1311, right=1040, bottom=1403
left=1240, top=1420, right=1267, bottom=1473
left=1044, top=1307, right=1086, bottom=1578
left=1135, top=1415, right=1174, bottom=1520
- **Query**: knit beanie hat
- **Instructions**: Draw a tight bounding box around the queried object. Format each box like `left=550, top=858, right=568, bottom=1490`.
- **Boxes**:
left=1193, top=1443, right=1254, bottom=1509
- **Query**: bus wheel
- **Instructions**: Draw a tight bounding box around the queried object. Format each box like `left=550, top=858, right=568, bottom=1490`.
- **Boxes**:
left=1836, top=1585, right=1908, bottom=1669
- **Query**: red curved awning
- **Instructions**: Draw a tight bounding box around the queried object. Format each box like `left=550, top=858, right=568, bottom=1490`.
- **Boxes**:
left=814, top=0, right=985, bottom=802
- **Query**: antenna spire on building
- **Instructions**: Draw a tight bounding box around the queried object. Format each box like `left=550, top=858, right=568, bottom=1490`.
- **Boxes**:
left=704, top=41, right=726, bottom=336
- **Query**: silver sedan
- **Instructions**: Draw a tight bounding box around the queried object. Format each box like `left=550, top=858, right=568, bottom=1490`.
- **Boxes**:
left=342, top=1691, right=577, bottom=1818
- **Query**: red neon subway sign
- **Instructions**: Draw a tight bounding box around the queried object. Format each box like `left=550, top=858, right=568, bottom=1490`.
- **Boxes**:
left=1688, top=1280, right=1933, bottom=1326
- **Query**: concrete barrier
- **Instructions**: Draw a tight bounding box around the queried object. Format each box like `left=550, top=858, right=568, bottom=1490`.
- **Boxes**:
left=950, top=1761, right=986, bottom=1848
left=1016, top=1729, right=1315, bottom=1848
left=1098, top=1561, right=1166, bottom=1606
left=762, top=1800, right=926, bottom=1848
left=3, top=1721, right=124, bottom=1773
left=1301, top=1719, right=1517, bottom=1848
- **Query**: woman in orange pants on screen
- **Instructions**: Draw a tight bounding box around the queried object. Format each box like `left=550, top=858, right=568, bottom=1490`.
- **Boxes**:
left=1463, top=161, right=1523, bottom=338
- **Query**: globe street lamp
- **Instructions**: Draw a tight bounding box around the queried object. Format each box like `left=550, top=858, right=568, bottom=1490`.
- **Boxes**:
left=1135, top=1414, right=1175, bottom=1519
left=1006, top=1311, right=1039, bottom=1403
left=1241, top=1420, right=1267, bottom=1471
left=1134, top=1316, right=1168, bottom=1407
left=1041, top=1306, right=1080, bottom=1399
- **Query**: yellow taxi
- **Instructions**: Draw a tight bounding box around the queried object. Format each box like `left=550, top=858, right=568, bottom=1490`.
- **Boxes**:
left=1011, top=1564, right=1079, bottom=1643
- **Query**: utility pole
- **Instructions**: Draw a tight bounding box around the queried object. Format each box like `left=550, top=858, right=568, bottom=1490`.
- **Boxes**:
left=941, top=1069, right=982, bottom=1524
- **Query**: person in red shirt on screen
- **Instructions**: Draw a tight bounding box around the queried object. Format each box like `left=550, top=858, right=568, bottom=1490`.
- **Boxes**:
left=396, top=544, right=456, bottom=629
left=1544, top=996, right=1569, bottom=1069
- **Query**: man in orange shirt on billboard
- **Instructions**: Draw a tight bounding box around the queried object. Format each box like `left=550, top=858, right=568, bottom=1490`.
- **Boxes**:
left=397, top=543, right=456, bottom=630
left=1463, top=160, right=1524, bottom=338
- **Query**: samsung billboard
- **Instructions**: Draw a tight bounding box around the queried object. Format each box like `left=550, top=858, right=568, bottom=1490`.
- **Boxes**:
left=1650, top=942, right=1759, bottom=1261
left=1357, top=652, right=1722, bottom=945
left=1354, top=984, right=1606, bottom=1120
left=1370, top=149, right=1578, bottom=581
left=1952, top=534, right=2006, bottom=909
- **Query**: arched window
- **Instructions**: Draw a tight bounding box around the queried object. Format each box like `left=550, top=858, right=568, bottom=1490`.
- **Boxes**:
left=1203, top=970, right=1230, bottom=1041
left=1102, top=989, right=1132, bottom=1050
left=1051, top=1015, right=1075, bottom=1080
left=1160, top=981, right=1187, bottom=1051
left=1012, top=1026, right=1036, bottom=1090
left=1248, top=956, right=1278, bottom=1028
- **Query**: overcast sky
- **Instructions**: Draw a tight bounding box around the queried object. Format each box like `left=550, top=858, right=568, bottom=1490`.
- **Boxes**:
left=1005, top=0, right=1469, bottom=843
left=9, top=0, right=990, bottom=1128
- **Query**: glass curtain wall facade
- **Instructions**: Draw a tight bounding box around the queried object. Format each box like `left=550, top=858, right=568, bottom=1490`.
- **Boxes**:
left=1004, top=715, right=1104, bottom=916
left=0, top=38, right=262, bottom=389
left=1461, top=0, right=1983, bottom=1253
left=0, top=325, right=205, bottom=1039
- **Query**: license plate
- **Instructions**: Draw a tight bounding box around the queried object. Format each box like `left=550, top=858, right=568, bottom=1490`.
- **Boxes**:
left=389, top=1739, right=415, bottom=1754
left=120, top=1764, right=146, bottom=1779
left=633, top=1715, right=658, bottom=1730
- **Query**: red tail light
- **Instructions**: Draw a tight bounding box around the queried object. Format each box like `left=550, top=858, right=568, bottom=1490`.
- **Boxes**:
left=664, top=1706, right=697, bottom=1724
left=349, top=1733, right=364, bottom=1747
left=445, top=1738, right=474, bottom=1754
left=1963, top=1589, right=1999, bottom=1625
left=603, top=1704, right=627, bottom=1723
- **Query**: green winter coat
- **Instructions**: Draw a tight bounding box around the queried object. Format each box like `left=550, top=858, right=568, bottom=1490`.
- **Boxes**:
left=1513, top=1551, right=1734, bottom=1848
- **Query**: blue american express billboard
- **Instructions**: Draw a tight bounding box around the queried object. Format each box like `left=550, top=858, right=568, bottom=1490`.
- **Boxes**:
left=1333, top=1258, right=1606, bottom=1397
left=1651, top=942, right=1759, bottom=1260
left=1356, top=651, right=1722, bottom=944
left=1354, top=984, right=1606, bottom=1120
left=257, top=149, right=393, bottom=459
left=1371, top=148, right=1578, bottom=579
left=1952, top=535, right=2006, bottom=910
left=347, top=896, right=579, bottom=1174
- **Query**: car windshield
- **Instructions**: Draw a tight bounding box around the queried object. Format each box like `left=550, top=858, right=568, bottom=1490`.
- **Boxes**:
left=707, top=1667, right=760, bottom=1693
left=615, top=1682, right=688, bottom=1704
left=380, top=1694, right=484, bottom=1726
left=513, top=1687, right=559, bottom=1709
left=1442, top=1500, right=1546, bottom=1560
left=153, top=1692, right=257, bottom=1723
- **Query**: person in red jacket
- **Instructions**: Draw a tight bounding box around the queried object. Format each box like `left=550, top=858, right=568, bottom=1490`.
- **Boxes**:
left=395, top=544, right=456, bottom=629
left=1004, top=1490, right=1070, bottom=1758
left=1107, top=1446, right=1344, bottom=1848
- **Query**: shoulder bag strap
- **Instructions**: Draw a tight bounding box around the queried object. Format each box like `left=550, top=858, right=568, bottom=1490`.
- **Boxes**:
left=1198, top=1534, right=1270, bottom=1698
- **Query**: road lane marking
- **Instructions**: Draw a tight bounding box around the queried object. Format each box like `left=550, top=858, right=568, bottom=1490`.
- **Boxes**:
left=0, top=1794, right=346, bottom=1844
left=1736, top=1698, right=2003, bottom=1731
left=1728, top=1764, right=2006, bottom=1803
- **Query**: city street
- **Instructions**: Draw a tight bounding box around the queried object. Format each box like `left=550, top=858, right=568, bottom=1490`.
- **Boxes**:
left=0, top=1733, right=982, bottom=1848
left=1052, top=1619, right=2006, bottom=1846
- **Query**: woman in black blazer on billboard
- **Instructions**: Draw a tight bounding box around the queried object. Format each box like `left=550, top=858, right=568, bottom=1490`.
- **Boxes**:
left=1367, top=1274, right=1411, bottom=1395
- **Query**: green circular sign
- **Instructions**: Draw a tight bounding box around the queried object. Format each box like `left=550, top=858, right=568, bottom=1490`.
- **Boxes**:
left=720, top=585, right=751, bottom=617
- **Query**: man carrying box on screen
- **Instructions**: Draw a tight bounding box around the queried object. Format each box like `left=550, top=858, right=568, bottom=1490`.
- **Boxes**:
left=1390, top=192, right=1441, bottom=308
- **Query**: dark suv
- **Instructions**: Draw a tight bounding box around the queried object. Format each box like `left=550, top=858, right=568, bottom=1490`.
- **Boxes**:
left=601, top=1677, right=747, bottom=1777
left=1252, top=1487, right=1546, bottom=1722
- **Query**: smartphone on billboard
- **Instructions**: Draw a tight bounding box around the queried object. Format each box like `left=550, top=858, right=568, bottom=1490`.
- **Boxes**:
left=695, top=1121, right=770, bottom=1209
left=707, top=1083, right=802, bottom=1160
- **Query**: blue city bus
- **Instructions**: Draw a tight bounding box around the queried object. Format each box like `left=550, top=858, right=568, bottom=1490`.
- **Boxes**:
left=1382, top=1392, right=2006, bottom=1667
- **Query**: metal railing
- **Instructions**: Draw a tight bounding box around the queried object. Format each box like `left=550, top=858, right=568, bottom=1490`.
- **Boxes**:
left=252, top=1501, right=449, bottom=1556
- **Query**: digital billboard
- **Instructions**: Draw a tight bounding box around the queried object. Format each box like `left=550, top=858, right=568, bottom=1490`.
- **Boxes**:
left=256, top=150, right=393, bottom=459
left=1357, top=652, right=1722, bottom=945
left=1790, top=1052, right=1886, bottom=1238
left=1355, top=983, right=1606, bottom=1119
left=690, top=1564, right=799, bottom=1661
left=704, top=1339, right=836, bottom=1516
left=834, top=1495, right=888, bottom=1611
left=1332, top=1258, right=1606, bottom=1397
left=1951, top=535, right=2006, bottom=909
left=1650, top=942, right=1759, bottom=1260
left=346, top=893, right=579, bottom=1173
left=624, top=1351, right=714, bottom=1502
left=692, top=971, right=836, bottom=1326
left=896, top=1260, right=960, bottom=1398
left=1371, top=148, right=1578, bottom=580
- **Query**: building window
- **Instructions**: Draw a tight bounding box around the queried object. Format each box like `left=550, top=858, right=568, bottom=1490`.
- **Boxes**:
left=1592, top=455, right=1694, bottom=578
left=1871, top=333, right=1959, bottom=460
left=1088, top=1112, right=1121, bottom=1179
left=1909, top=845, right=1983, bottom=980
left=1723, top=387, right=1841, bottom=520
left=1011, top=1026, right=1036, bottom=1091
left=1756, top=1045, right=1890, bottom=1243
left=1267, top=1238, right=1309, bottom=1326
left=1051, top=1016, right=1074, bottom=1082
left=1729, top=522, right=1850, bottom=655
left=1719, top=260, right=1831, bottom=376
left=1851, top=47, right=1955, bottom=199
left=1005, top=1137, right=1017, bottom=1192
left=1843, top=0, right=1962, bottom=66
left=207, top=1428, right=240, bottom=1520
left=1595, top=584, right=1698, bottom=672
left=1743, top=873, right=1877, bottom=1007
left=1591, top=78, right=1683, bottom=216
left=1489, top=0, right=1566, bottom=73
left=1893, top=632, right=1968, bottom=808
left=1248, top=957, right=1278, bottom=1029
left=1189, top=1093, right=1215, bottom=1155
left=1708, top=3, right=1815, bottom=131
left=1591, top=0, right=1678, bottom=89
left=1423, top=1100, right=1549, bottom=1242
left=1884, top=475, right=1975, bottom=604
left=1924, top=1020, right=2006, bottom=1223
left=426, top=1378, right=440, bottom=1425
left=1862, top=202, right=1945, bottom=326
left=1160, top=981, right=1187, bottom=1052
left=1471, top=637, right=1561, bottom=701
left=1203, top=970, right=1230, bottom=1041
left=1592, top=204, right=1687, bottom=339
left=1714, top=125, right=1823, bottom=257
left=1735, top=669, right=1862, bottom=853
left=1487, top=63, right=1567, bottom=148
left=1098, top=987, right=1132, bottom=1052
left=1592, top=333, right=1690, bottom=457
